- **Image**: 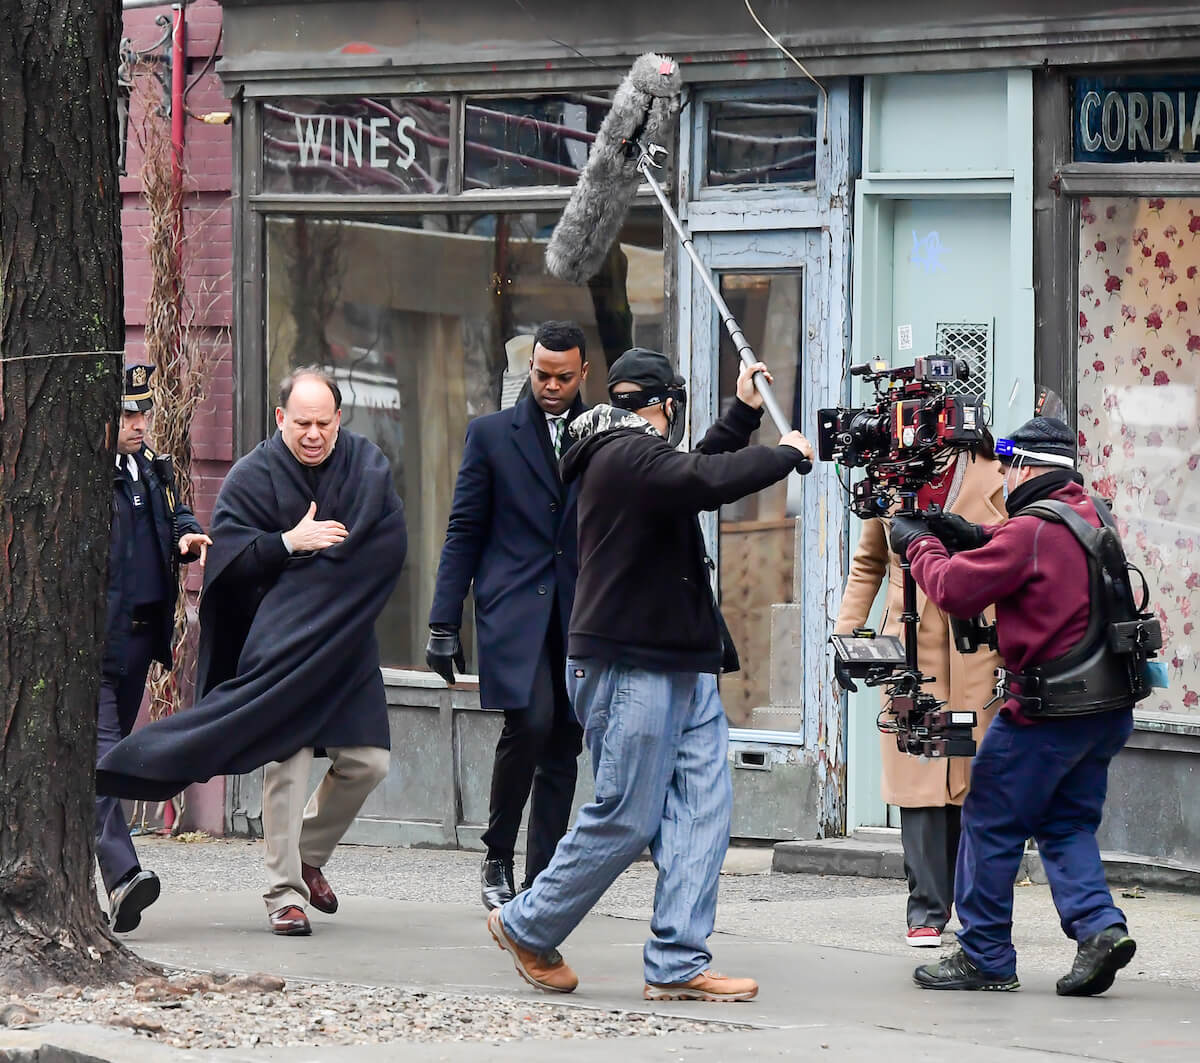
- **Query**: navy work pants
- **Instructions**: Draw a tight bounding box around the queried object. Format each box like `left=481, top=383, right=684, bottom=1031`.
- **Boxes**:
left=955, top=709, right=1134, bottom=977
left=95, top=625, right=156, bottom=893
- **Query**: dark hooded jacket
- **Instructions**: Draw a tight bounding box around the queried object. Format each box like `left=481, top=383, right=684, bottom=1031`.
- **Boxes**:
left=561, top=398, right=801, bottom=674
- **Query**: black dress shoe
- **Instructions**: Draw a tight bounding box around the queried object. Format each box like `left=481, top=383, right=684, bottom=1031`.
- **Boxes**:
left=481, top=857, right=515, bottom=911
left=1057, top=924, right=1136, bottom=996
left=108, top=869, right=161, bottom=934
left=914, top=948, right=1019, bottom=991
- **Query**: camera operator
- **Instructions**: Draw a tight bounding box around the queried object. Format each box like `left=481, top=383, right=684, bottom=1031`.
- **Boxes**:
left=835, top=434, right=1006, bottom=949
left=889, top=416, right=1138, bottom=996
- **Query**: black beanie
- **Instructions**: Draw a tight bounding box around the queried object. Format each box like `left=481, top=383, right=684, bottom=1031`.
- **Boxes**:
left=1004, top=416, right=1077, bottom=467
left=607, top=347, right=675, bottom=392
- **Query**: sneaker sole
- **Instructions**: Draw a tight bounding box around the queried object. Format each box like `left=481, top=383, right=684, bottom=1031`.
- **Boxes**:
left=111, top=875, right=161, bottom=934
left=913, top=975, right=1019, bottom=992
left=906, top=936, right=944, bottom=947
left=487, top=912, right=575, bottom=994
left=643, top=985, right=758, bottom=1002
left=1057, top=937, right=1136, bottom=997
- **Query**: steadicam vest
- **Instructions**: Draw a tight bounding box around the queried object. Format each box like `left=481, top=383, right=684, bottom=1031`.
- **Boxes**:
left=997, top=495, right=1163, bottom=717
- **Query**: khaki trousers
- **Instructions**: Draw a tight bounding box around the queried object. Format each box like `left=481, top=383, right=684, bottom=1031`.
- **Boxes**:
left=262, top=745, right=390, bottom=914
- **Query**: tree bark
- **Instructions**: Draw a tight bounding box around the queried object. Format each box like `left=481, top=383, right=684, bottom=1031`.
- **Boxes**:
left=0, top=0, right=155, bottom=990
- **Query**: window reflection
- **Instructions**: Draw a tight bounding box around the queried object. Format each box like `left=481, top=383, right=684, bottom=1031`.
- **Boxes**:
left=464, top=93, right=612, bottom=190
left=706, top=95, right=818, bottom=187
left=716, top=272, right=804, bottom=725
left=265, top=210, right=664, bottom=669
left=263, top=97, right=452, bottom=195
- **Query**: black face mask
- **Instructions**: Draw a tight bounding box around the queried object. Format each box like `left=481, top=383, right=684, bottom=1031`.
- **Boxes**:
left=609, top=385, right=688, bottom=447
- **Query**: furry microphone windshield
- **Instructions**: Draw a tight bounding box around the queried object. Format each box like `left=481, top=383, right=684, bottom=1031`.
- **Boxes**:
left=545, top=53, right=682, bottom=285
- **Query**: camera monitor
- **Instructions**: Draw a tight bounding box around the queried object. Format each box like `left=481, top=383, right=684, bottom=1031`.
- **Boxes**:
left=830, top=632, right=907, bottom=677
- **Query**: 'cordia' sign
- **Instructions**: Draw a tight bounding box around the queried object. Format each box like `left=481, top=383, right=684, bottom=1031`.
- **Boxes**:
left=1075, top=77, right=1200, bottom=163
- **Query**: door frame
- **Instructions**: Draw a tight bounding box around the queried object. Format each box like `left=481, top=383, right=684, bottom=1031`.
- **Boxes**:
left=675, top=77, right=856, bottom=834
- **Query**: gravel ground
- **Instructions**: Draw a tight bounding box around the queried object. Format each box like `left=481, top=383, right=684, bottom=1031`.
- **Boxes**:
left=130, top=835, right=900, bottom=913
left=5, top=972, right=728, bottom=1051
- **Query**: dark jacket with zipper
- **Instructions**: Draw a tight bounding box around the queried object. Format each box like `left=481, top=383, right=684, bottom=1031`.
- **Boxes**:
left=561, top=398, right=801, bottom=674
left=104, top=446, right=204, bottom=677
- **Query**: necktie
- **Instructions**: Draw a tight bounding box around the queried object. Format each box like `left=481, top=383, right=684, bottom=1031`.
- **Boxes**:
left=550, top=417, right=564, bottom=458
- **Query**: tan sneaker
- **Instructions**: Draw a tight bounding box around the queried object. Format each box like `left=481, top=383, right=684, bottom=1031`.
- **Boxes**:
left=644, top=969, right=758, bottom=1002
left=487, top=909, right=578, bottom=993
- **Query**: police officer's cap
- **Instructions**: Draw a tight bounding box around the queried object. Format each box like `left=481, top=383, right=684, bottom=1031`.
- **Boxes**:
left=123, top=364, right=155, bottom=413
left=997, top=416, right=1076, bottom=468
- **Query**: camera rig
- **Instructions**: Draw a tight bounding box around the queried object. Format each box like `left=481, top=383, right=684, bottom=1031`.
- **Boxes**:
left=820, top=356, right=990, bottom=759
left=818, top=356, right=987, bottom=522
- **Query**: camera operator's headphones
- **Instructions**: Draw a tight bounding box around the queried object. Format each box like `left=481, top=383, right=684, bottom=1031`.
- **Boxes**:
left=609, top=377, right=688, bottom=447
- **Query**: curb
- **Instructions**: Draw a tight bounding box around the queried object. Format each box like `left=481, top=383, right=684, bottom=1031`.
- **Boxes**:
left=772, top=837, right=1200, bottom=892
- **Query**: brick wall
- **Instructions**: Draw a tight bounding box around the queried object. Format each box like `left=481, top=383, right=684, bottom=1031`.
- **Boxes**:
left=120, top=0, right=233, bottom=836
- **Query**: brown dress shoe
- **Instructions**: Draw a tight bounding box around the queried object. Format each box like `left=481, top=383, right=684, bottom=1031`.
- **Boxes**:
left=301, top=863, right=338, bottom=914
left=644, top=969, right=758, bottom=1002
left=487, top=909, right=578, bottom=993
left=269, top=905, right=311, bottom=936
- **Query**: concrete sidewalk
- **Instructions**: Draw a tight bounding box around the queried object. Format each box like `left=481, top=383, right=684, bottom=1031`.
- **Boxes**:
left=3, top=840, right=1198, bottom=1061
left=131, top=885, right=1199, bottom=1061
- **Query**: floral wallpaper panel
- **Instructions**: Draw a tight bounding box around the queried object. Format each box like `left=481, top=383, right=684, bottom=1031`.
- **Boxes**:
left=1078, top=196, right=1200, bottom=715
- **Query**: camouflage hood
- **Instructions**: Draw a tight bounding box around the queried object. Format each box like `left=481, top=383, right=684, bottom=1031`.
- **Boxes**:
left=568, top=403, right=661, bottom=444
left=560, top=403, right=663, bottom=486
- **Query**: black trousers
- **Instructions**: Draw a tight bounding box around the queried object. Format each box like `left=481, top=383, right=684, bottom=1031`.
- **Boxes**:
left=481, top=639, right=582, bottom=889
left=900, top=804, right=963, bottom=932
left=96, top=623, right=156, bottom=893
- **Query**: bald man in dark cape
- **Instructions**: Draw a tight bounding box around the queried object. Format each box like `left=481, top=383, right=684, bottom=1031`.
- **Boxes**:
left=98, top=421, right=406, bottom=932
left=98, top=427, right=405, bottom=798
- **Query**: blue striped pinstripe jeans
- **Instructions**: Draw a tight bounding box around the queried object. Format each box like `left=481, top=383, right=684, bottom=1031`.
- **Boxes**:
left=500, top=659, right=732, bottom=985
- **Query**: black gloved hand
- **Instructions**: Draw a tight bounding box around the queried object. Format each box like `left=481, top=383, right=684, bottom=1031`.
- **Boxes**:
left=426, top=625, right=466, bottom=685
left=925, top=512, right=991, bottom=552
left=887, top=514, right=934, bottom=561
left=833, top=657, right=859, bottom=694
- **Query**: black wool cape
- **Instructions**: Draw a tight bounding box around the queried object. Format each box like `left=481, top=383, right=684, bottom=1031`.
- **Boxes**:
left=97, top=430, right=407, bottom=800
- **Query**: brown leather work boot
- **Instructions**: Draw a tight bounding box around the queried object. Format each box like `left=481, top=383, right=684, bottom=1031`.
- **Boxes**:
left=644, top=969, right=758, bottom=1002
left=487, top=909, right=578, bottom=993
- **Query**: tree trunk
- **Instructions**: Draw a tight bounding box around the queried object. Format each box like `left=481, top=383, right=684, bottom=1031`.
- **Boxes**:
left=0, top=0, right=155, bottom=990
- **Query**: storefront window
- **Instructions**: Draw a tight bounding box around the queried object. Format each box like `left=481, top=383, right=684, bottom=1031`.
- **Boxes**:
left=265, top=209, right=664, bottom=670
left=463, top=93, right=611, bottom=190
left=262, top=96, right=452, bottom=195
left=716, top=272, right=804, bottom=725
left=1077, top=195, right=1200, bottom=714
left=705, top=93, right=818, bottom=187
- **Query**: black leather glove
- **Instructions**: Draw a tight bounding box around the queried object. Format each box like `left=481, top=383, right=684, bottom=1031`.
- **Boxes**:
left=925, top=512, right=991, bottom=552
left=887, top=514, right=934, bottom=561
left=833, top=657, right=859, bottom=694
left=425, top=625, right=465, bottom=685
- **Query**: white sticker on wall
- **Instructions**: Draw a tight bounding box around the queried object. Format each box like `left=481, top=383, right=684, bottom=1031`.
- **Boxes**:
left=898, top=324, right=913, bottom=351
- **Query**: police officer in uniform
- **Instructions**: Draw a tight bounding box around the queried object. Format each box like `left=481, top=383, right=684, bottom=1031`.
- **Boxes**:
left=99, top=364, right=210, bottom=932
left=889, top=416, right=1152, bottom=996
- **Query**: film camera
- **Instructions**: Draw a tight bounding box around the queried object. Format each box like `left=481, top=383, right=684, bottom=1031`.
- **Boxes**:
left=817, top=355, right=987, bottom=521
left=820, top=356, right=991, bottom=759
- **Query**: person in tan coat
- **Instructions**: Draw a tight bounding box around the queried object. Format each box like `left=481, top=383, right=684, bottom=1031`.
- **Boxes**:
left=835, top=439, right=1006, bottom=947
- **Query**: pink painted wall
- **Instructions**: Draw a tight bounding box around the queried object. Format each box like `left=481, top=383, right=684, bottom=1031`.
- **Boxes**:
left=120, top=0, right=234, bottom=836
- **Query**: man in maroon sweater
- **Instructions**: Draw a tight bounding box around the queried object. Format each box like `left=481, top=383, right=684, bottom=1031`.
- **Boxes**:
left=887, top=416, right=1137, bottom=997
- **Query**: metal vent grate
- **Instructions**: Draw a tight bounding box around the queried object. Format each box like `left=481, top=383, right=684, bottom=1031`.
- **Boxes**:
left=935, top=321, right=992, bottom=403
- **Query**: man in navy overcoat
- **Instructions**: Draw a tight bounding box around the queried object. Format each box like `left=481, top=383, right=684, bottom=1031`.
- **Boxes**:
left=428, top=321, right=589, bottom=909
